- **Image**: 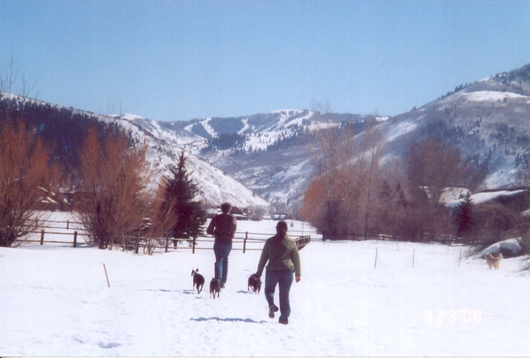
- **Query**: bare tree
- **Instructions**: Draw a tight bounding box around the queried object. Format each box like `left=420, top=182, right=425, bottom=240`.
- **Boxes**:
left=0, top=120, right=58, bottom=246
left=402, top=137, right=475, bottom=240
left=0, top=54, right=37, bottom=99
left=303, top=115, right=387, bottom=240
left=75, top=128, right=152, bottom=250
left=142, top=183, right=178, bottom=255
left=406, top=137, right=471, bottom=206
left=355, top=126, right=386, bottom=238
left=300, top=176, right=328, bottom=231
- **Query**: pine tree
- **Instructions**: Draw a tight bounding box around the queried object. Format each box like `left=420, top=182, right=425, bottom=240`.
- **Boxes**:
left=164, top=151, right=206, bottom=240
left=456, top=191, right=473, bottom=240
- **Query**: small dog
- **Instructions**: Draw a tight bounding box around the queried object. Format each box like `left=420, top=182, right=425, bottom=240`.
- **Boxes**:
left=248, top=274, right=261, bottom=294
left=191, top=269, right=205, bottom=294
left=485, top=253, right=503, bottom=270
left=210, top=278, right=221, bottom=299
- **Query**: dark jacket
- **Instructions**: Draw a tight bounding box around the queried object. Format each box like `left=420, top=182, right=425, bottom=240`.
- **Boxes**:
left=256, top=234, right=301, bottom=277
left=207, top=213, right=237, bottom=242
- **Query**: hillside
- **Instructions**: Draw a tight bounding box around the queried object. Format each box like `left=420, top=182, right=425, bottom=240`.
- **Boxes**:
left=375, top=63, right=530, bottom=190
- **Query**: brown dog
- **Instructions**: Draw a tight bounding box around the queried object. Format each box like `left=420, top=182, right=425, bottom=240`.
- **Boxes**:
left=485, top=253, right=503, bottom=270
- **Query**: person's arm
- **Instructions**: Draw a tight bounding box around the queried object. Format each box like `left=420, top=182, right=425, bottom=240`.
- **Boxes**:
left=256, top=242, right=270, bottom=277
left=206, top=216, right=216, bottom=236
left=292, top=245, right=301, bottom=282
left=230, top=215, right=237, bottom=238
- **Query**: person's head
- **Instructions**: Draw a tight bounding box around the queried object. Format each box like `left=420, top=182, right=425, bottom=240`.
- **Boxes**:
left=276, top=220, right=288, bottom=237
left=220, top=202, right=232, bottom=214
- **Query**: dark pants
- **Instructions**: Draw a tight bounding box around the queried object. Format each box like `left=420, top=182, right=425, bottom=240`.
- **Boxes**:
left=264, top=270, right=294, bottom=321
left=213, top=240, right=232, bottom=284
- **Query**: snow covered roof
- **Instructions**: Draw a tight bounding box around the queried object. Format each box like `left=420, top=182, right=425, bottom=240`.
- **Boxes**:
left=470, top=189, right=527, bottom=205
left=445, top=189, right=528, bottom=208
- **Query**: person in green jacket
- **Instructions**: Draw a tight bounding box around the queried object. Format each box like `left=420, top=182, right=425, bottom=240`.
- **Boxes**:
left=255, top=220, right=301, bottom=325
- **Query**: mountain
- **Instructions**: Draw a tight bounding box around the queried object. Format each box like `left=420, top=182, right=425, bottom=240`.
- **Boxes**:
left=153, top=110, right=385, bottom=209
left=374, top=63, right=530, bottom=190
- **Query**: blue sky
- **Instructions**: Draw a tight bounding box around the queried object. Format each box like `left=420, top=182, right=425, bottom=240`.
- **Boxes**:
left=1, top=0, right=530, bottom=122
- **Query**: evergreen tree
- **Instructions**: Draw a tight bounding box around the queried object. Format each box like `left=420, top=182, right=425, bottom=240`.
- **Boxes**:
left=456, top=191, right=473, bottom=239
left=164, top=151, right=206, bottom=240
left=379, top=181, right=392, bottom=203
left=395, top=183, right=407, bottom=206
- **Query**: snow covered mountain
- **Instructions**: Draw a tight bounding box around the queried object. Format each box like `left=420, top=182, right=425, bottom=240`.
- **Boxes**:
left=373, top=63, right=530, bottom=190
left=100, top=113, right=271, bottom=210
left=152, top=110, right=382, bottom=209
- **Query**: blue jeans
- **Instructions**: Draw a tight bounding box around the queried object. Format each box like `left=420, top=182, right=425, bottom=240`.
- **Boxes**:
left=213, top=241, right=232, bottom=284
left=264, top=270, right=294, bottom=321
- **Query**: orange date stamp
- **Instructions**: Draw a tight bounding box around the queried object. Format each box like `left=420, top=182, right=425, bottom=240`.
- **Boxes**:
left=425, top=309, right=483, bottom=324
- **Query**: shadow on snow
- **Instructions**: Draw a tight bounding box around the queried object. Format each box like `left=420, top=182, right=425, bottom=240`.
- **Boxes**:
left=190, top=317, right=268, bottom=324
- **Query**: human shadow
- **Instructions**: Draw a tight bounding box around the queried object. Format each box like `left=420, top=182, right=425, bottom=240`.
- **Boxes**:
left=190, top=317, right=268, bottom=324
left=237, top=290, right=260, bottom=295
left=139, top=288, right=179, bottom=293
left=138, top=288, right=205, bottom=297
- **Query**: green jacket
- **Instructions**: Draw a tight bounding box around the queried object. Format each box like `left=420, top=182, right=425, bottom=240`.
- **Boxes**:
left=256, top=234, right=301, bottom=277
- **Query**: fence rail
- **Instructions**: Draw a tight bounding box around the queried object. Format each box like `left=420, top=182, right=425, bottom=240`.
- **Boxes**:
left=21, top=219, right=311, bottom=254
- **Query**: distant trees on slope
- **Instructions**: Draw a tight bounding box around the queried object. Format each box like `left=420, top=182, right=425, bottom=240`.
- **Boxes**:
left=0, top=93, right=124, bottom=185
left=300, top=130, right=484, bottom=243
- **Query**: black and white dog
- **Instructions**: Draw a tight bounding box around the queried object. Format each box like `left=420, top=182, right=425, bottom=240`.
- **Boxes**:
left=191, top=269, right=205, bottom=294
left=210, top=278, right=221, bottom=299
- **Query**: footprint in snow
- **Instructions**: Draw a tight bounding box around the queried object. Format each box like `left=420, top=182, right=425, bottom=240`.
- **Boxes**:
left=98, top=342, right=121, bottom=349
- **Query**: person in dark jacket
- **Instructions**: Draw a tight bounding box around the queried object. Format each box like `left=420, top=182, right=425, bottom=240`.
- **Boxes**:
left=207, top=202, right=237, bottom=288
left=255, top=220, right=301, bottom=325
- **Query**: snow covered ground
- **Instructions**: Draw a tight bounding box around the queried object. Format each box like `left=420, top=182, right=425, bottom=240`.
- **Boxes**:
left=2, top=212, right=530, bottom=356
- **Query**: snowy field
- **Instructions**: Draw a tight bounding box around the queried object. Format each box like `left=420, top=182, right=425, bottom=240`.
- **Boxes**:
left=2, top=212, right=530, bottom=356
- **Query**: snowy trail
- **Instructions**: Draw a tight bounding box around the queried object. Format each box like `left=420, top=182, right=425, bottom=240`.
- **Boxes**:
left=2, top=217, right=530, bottom=356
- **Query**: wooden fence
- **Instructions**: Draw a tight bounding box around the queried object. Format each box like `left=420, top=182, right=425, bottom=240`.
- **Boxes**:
left=22, top=219, right=311, bottom=254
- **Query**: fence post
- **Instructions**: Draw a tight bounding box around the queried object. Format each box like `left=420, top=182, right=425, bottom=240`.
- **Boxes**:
left=40, top=230, right=45, bottom=245
left=73, top=231, right=77, bottom=248
left=374, top=248, right=378, bottom=268
left=243, top=232, right=248, bottom=254
left=67, top=220, right=70, bottom=230
left=165, top=236, right=169, bottom=253
left=103, top=263, right=110, bottom=288
left=192, top=237, right=196, bottom=254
